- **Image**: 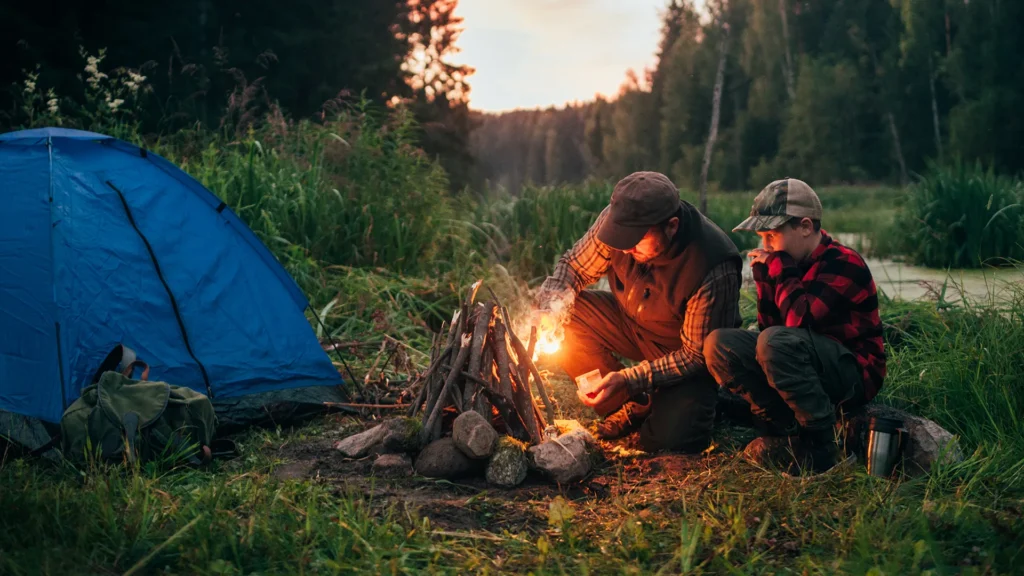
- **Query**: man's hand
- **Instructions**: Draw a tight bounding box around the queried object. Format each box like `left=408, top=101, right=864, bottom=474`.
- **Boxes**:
left=578, top=371, right=628, bottom=415
left=747, top=248, right=771, bottom=266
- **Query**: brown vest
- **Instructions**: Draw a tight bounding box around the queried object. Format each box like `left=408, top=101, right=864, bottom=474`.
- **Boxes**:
left=607, top=201, right=741, bottom=344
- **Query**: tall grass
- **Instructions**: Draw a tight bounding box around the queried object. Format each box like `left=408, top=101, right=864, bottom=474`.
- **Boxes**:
left=482, top=182, right=902, bottom=281
left=159, top=106, right=482, bottom=284
left=889, top=160, right=1024, bottom=268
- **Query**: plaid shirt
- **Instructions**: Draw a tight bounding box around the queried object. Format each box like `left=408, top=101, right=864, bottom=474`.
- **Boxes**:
left=752, top=231, right=886, bottom=400
left=539, top=209, right=742, bottom=396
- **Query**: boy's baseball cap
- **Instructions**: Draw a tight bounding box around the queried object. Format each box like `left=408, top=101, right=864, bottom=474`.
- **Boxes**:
left=597, top=171, right=682, bottom=250
left=733, top=178, right=822, bottom=232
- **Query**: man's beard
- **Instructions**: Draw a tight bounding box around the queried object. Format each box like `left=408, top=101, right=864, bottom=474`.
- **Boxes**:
left=631, top=235, right=671, bottom=263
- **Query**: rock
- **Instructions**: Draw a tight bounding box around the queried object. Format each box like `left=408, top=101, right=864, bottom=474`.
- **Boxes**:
left=852, top=405, right=963, bottom=476
left=553, top=419, right=585, bottom=436
left=372, top=453, right=414, bottom=478
left=486, top=437, right=529, bottom=487
left=334, top=423, right=387, bottom=458
left=381, top=417, right=423, bottom=453
left=333, top=417, right=423, bottom=458
left=529, top=427, right=596, bottom=484
left=414, top=437, right=478, bottom=479
left=453, top=410, right=498, bottom=459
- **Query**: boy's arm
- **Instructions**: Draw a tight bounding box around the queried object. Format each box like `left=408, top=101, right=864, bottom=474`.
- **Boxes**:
left=764, top=249, right=871, bottom=329
left=751, top=263, right=781, bottom=329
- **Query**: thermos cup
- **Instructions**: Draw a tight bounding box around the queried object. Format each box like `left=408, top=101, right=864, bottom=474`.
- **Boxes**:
left=865, top=416, right=908, bottom=477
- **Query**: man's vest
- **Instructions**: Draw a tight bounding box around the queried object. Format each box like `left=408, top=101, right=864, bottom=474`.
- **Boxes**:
left=607, top=200, right=742, bottom=345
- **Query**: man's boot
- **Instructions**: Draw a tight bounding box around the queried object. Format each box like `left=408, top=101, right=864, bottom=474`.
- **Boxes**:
left=595, top=395, right=652, bottom=440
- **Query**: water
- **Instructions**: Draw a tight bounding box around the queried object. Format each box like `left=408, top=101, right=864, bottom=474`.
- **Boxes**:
left=739, top=233, right=1024, bottom=303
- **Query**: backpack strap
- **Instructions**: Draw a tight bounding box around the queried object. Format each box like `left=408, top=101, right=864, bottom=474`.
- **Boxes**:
left=91, top=344, right=139, bottom=384
left=122, top=360, right=150, bottom=382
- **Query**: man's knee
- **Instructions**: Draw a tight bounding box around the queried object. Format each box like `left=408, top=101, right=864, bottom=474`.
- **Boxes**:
left=639, top=379, right=717, bottom=453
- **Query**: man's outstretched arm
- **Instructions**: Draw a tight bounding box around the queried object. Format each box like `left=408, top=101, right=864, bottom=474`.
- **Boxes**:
left=536, top=208, right=615, bottom=300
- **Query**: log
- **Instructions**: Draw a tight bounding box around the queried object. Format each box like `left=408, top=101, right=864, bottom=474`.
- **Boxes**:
left=507, top=325, right=557, bottom=424
left=491, top=318, right=514, bottom=400
left=413, top=335, right=455, bottom=417
left=444, top=364, right=518, bottom=438
left=476, top=386, right=532, bottom=442
left=422, top=334, right=473, bottom=443
left=508, top=363, right=542, bottom=443
left=476, top=338, right=494, bottom=417
left=408, top=330, right=443, bottom=416
left=464, top=302, right=495, bottom=411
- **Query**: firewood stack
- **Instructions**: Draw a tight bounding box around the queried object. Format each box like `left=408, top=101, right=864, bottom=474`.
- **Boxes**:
left=406, top=282, right=557, bottom=446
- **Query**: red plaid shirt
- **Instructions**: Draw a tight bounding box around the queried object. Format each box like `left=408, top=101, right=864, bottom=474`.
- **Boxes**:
left=752, top=232, right=886, bottom=401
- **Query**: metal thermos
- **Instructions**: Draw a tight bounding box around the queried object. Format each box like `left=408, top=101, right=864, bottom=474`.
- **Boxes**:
left=866, top=416, right=907, bottom=477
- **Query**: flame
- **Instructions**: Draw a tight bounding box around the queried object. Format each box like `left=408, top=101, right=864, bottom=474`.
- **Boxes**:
left=536, top=330, right=562, bottom=357
left=531, top=314, right=563, bottom=360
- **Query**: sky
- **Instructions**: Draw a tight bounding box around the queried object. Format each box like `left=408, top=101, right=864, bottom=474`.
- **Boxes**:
left=456, top=0, right=681, bottom=113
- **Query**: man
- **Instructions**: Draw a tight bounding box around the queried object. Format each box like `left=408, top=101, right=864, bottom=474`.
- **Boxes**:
left=533, top=171, right=742, bottom=452
left=703, top=178, right=886, bottom=474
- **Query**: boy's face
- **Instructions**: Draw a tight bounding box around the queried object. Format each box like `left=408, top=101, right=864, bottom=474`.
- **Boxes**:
left=756, top=218, right=817, bottom=261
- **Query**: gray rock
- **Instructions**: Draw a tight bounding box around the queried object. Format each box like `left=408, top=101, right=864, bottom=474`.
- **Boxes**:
left=334, top=423, right=387, bottom=458
left=860, top=405, right=963, bottom=476
left=529, top=427, right=596, bottom=484
left=333, top=417, right=423, bottom=458
left=381, top=417, right=423, bottom=453
left=452, top=410, right=498, bottom=459
left=486, top=437, right=529, bottom=487
left=372, top=453, right=414, bottom=478
left=414, top=437, right=478, bottom=479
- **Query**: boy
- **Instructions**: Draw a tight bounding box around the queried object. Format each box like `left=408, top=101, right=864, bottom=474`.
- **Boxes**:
left=703, top=178, right=885, bottom=474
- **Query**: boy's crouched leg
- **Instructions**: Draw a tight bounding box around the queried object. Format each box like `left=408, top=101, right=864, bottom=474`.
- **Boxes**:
left=638, top=374, right=717, bottom=453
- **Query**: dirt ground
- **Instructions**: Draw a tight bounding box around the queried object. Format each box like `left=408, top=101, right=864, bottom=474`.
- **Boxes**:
left=261, top=413, right=760, bottom=535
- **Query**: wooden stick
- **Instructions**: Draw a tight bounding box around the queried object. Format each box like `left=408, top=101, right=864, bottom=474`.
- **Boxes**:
left=408, top=335, right=454, bottom=417
left=519, top=325, right=536, bottom=398
left=476, top=383, right=531, bottom=442
left=423, top=334, right=473, bottom=443
left=509, top=362, right=544, bottom=434
left=508, top=327, right=557, bottom=423
left=508, top=363, right=542, bottom=443
left=407, top=331, right=441, bottom=416
left=326, top=402, right=410, bottom=410
left=492, top=318, right=514, bottom=400
left=476, top=335, right=494, bottom=417
left=464, top=302, right=494, bottom=411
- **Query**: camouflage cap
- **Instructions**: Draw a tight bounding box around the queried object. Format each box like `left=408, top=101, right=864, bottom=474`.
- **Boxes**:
left=733, top=178, right=822, bottom=233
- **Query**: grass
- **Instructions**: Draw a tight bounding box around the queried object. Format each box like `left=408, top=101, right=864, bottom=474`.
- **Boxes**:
left=482, top=181, right=903, bottom=282
left=887, top=160, right=1024, bottom=268
left=5, top=87, right=1024, bottom=574
left=4, top=282, right=1024, bottom=574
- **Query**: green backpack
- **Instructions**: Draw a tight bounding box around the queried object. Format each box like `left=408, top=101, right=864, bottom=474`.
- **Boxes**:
left=60, top=347, right=218, bottom=465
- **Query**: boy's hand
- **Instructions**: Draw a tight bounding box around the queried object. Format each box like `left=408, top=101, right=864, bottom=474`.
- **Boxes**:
left=747, top=248, right=771, bottom=266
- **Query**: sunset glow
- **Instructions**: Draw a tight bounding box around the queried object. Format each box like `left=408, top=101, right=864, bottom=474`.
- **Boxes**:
left=456, top=0, right=672, bottom=112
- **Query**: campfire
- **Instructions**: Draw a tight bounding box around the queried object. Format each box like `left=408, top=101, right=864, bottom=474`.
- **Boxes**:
left=406, top=280, right=557, bottom=445
left=334, top=281, right=596, bottom=487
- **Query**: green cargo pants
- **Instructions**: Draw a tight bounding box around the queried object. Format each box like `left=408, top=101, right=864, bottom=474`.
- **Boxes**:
left=702, top=326, right=864, bottom=432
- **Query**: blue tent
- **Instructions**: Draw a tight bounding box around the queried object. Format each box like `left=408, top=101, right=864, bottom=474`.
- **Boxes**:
left=0, top=127, right=343, bottom=428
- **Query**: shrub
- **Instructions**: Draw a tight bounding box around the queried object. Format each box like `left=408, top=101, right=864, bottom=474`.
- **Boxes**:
left=891, top=160, right=1024, bottom=268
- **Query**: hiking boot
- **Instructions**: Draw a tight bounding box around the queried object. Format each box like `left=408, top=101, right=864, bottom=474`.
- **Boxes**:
left=787, top=427, right=845, bottom=476
left=595, top=396, right=652, bottom=440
